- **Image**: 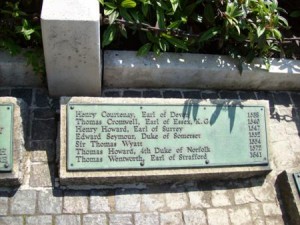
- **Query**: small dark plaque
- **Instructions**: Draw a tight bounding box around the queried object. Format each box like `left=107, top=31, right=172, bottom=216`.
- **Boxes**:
left=0, top=104, right=13, bottom=172
left=67, top=103, right=269, bottom=170
left=294, top=173, right=300, bottom=195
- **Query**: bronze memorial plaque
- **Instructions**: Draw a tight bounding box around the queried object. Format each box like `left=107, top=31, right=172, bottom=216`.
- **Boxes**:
left=66, top=102, right=269, bottom=170
left=0, top=104, right=14, bottom=172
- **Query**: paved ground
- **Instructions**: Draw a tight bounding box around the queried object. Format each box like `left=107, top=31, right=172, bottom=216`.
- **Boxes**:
left=0, top=87, right=299, bottom=225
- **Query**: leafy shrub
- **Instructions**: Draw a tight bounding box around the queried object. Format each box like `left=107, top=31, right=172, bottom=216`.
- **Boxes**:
left=0, top=0, right=44, bottom=76
left=101, top=0, right=290, bottom=66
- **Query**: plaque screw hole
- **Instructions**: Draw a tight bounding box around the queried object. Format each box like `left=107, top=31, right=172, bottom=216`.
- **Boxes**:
left=298, top=174, right=300, bottom=178
left=70, top=106, right=74, bottom=110
left=140, top=107, right=143, bottom=110
left=264, top=158, right=267, bottom=160
left=204, top=107, right=206, bottom=110
left=261, top=108, right=263, bottom=111
left=140, top=162, right=144, bottom=166
left=4, top=163, right=9, bottom=168
left=7, top=107, right=10, bottom=110
left=70, top=164, right=74, bottom=167
left=205, top=160, right=209, bottom=164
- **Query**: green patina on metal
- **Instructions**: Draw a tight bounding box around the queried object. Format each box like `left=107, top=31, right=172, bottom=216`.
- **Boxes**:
left=67, top=103, right=269, bottom=170
left=293, top=173, right=300, bottom=195
left=0, top=104, right=13, bottom=172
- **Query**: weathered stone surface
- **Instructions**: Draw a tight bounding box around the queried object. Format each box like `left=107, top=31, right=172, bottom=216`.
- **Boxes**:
left=90, top=190, right=111, bottom=213
left=0, top=97, right=27, bottom=186
left=183, top=210, right=207, bottom=225
left=55, top=215, right=81, bottom=225
left=166, top=190, right=188, bottom=210
left=234, top=188, right=256, bottom=205
left=0, top=195, right=8, bottom=215
left=115, top=189, right=141, bottom=212
left=30, top=163, right=53, bottom=187
left=141, top=192, right=165, bottom=211
left=11, top=190, right=36, bottom=215
left=265, top=217, right=285, bottom=225
left=134, top=212, right=159, bottom=225
left=38, top=189, right=62, bottom=214
left=263, top=203, right=282, bottom=216
left=272, top=141, right=299, bottom=169
left=187, top=187, right=211, bottom=208
left=26, top=215, right=52, bottom=225
left=207, top=209, right=230, bottom=225
left=0, top=216, right=23, bottom=225
left=83, top=214, right=107, bottom=225
left=63, top=191, right=88, bottom=214
left=161, top=211, right=183, bottom=225
left=229, top=207, right=253, bottom=225
left=250, top=203, right=265, bottom=225
left=41, top=0, right=101, bottom=96
left=109, top=214, right=133, bottom=225
left=211, top=188, right=232, bottom=207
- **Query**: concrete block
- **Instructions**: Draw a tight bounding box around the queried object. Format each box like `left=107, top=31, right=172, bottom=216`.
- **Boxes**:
left=0, top=51, right=42, bottom=87
left=0, top=97, right=27, bottom=186
left=41, top=0, right=101, bottom=97
left=104, top=50, right=300, bottom=91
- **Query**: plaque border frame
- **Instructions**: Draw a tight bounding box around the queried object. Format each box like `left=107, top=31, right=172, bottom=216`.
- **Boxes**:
left=60, top=97, right=272, bottom=186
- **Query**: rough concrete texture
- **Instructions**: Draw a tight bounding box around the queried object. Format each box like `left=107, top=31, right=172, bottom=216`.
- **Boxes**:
left=41, top=0, right=101, bottom=96
left=104, top=51, right=300, bottom=91
left=0, top=97, right=27, bottom=186
left=0, top=51, right=42, bottom=87
left=59, top=97, right=271, bottom=185
left=0, top=87, right=299, bottom=225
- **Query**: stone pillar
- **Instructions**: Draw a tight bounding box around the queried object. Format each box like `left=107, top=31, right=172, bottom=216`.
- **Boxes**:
left=41, top=0, right=101, bottom=96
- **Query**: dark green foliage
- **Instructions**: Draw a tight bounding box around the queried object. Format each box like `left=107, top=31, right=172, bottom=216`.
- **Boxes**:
left=100, top=0, right=290, bottom=65
left=0, top=0, right=44, bottom=76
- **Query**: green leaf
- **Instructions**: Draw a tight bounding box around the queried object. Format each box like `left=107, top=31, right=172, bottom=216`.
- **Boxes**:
left=272, top=28, right=282, bottom=40
left=170, top=0, right=179, bottom=12
left=137, top=43, right=152, bottom=56
left=162, top=34, right=188, bottom=50
left=108, top=11, right=119, bottom=25
left=167, top=20, right=181, bottom=29
left=119, top=8, right=133, bottom=21
left=158, top=38, right=169, bottom=51
left=142, top=4, right=149, bottom=17
left=156, top=8, right=165, bottom=29
left=199, top=27, right=219, bottom=42
left=98, top=0, right=104, bottom=5
left=104, top=2, right=117, bottom=9
left=119, top=26, right=128, bottom=38
left=102, top=25, right=117, bottom=47
left=104, top=9, right=115, bottom=16
left=256, top=26, right=265, bottom=38
left=121, top=0, right=137, bottom=8
left=278, top=16, right=289, bottom=27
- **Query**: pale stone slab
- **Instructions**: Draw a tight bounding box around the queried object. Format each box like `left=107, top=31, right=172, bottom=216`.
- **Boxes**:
left=59, top=97, right=271, bottom=186
left=104, top=50, right=300, bottom=91
left=41, top=0, right=101, bottom=96
left=0, top=97, right=27, bottom=186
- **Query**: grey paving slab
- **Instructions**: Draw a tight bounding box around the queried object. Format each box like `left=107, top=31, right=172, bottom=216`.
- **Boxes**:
left=83, top=214, right=107, bottom=225
left=11, top=190, right=36, bottom=215
left=55, top=215, right=81, bottom=225
left=38, top=189, right=63, bottom=214
left=26, top=215, right=53, bottom=225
